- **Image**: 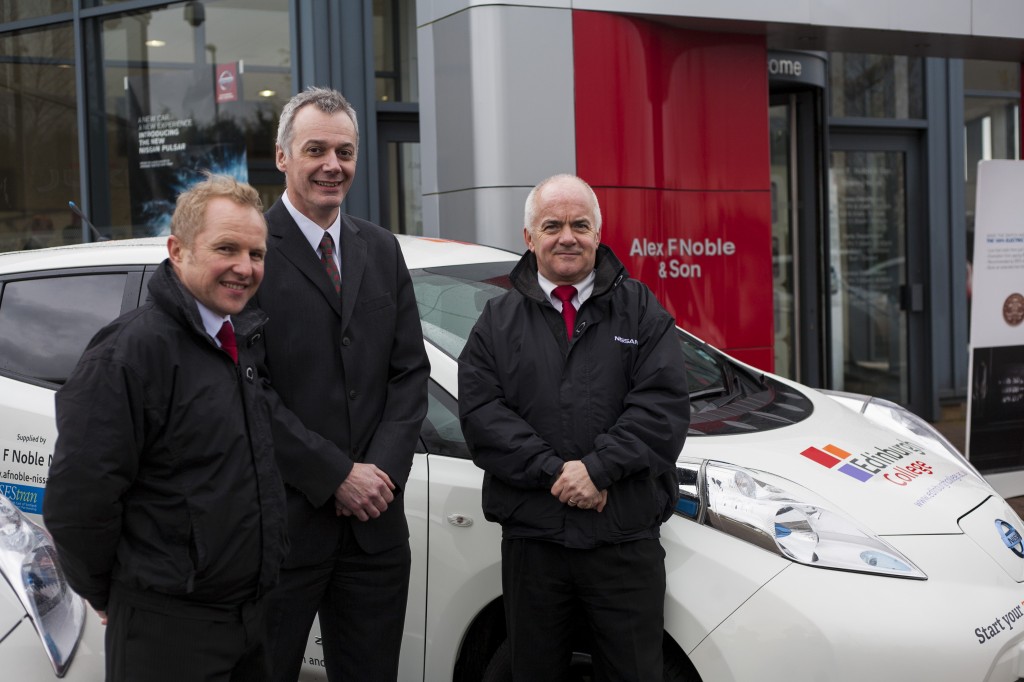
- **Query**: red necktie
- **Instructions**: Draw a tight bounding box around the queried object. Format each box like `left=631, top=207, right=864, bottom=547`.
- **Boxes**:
left=216, top=320, right=238, bottom=364
left=319, top=232, right=341, bottom=296
left=552, top=285, right=578, bottom=339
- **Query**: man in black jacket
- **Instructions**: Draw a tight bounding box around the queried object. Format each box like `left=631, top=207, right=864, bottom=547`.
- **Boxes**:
left=43, top=175, right=287, bottom=682
left=458, top=174, right=690, bottom=681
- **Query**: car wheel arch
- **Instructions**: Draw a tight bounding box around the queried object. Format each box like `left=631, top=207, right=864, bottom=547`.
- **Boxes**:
left=452, top=597, right=506, bottom=682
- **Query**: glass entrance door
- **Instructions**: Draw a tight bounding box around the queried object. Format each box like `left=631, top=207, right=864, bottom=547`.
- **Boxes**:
left=770, top=101, right=797, bottom=379
left=769, top=87, right=827, bottom=387
left=828, top=134, right=925, bottom=412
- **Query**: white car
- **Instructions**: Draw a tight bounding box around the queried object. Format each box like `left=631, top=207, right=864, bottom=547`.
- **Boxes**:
left=0, top=236, right=1022, bottom=682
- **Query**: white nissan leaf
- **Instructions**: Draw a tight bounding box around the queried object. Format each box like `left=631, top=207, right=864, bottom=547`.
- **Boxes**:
left=0, top=236, right=1021, bottom=681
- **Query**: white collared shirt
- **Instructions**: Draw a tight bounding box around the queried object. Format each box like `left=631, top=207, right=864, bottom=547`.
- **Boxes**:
left=282, top=191, right=342, bottom=273
left=537, top=270, right=597, bottom=312
left=196, top=301, right=232, bottom=348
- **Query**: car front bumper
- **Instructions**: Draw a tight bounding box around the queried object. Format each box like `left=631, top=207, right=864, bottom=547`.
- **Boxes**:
left=686, top=531, right=1024, bottom=681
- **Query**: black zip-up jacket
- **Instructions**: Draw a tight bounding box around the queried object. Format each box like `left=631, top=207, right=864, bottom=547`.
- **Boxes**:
left=44, top=261, right=288, bottom=611
left=458, top=245, right=689, bottom=549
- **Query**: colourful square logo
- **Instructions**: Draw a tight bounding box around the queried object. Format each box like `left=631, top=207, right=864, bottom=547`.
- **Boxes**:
left=800, top=444, right=873, bottom=482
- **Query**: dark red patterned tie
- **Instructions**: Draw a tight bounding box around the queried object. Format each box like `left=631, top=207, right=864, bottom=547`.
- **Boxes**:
left=552, top=285, right=578, bottom=339
left=319, top=232, right=341, bottom=296
left=216, top=320, right=238, bottom=364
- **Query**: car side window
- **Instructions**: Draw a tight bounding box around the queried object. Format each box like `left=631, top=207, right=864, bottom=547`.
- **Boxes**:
left=0, top=273, right=128, bottom=385
left=421, top=380, right=471, bottom=460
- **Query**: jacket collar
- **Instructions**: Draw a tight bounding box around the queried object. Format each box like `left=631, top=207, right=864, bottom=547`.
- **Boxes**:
left=265, top=199, right=367, bottom=325
left=509, top=243, right=627, bottom=305
left=148, top=260, right=268, bottom=342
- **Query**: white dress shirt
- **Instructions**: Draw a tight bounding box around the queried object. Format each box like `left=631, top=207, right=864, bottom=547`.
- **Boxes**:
left=196, top=301, right=232, bottom=348
left=282, top=191, right=342, bottom=273
left=537, top=270, right=597, bottom=312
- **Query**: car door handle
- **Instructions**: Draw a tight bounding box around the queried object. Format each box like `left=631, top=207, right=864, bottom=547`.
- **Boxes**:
left=447, top=514, right=474, bottom=528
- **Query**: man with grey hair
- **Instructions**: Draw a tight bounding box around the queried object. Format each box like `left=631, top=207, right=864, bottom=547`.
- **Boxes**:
left=256, top=86, right=429, bottom=681
left=458, top=174, right=689, bottom=680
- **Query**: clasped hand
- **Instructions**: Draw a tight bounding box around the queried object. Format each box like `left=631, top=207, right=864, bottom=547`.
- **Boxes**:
left=550, top=460, right=608, bottom=512
left=334, top=462, right=395, bottom=521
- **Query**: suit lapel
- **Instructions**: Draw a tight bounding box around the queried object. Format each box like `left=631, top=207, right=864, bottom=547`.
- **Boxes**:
left=339, top=214, right=366, bottom=330
left=267, top=201, right=342, bottom=317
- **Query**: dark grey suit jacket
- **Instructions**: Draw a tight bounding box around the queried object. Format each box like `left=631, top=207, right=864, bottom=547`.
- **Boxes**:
left=255, top=199, right=429, bottom=566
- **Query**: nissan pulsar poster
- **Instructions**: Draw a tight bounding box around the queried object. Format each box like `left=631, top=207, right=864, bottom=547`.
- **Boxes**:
left=126, top=64, right=248, bottom=237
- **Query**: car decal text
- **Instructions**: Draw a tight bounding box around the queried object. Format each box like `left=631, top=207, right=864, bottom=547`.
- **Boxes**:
left=976, top=601, right=1024, bottom=645
left=799, top=440, right=932, bottom=485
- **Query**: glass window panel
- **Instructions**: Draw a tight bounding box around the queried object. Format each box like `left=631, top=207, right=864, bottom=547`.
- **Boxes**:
left=829, top=53, right=924, bottom=119
left=964, top=60, right=1020, bottom=335
left=97, top=0, right=290, bottom=238
left=412, top=263, right=513, bottom=359
left=421, top=381, right=471, bottom=459
left=964, top=60, right=1021, bottom=93
left=410, top=262, right=732, bottom=399
left=964, top=98, right=1020, bottom=238
left=0, top=23, right=80, bottom=252
left=0, top=274, right=127, bottom=384
left=0, top=1, right=71, bottom=23
left=770, top=101, right=796, bottom=379
left=387, top=141, right=422, bottom=235
left=829, top=150, right=908, bottom=404
left=374, top=0, right=417, bottom=102
left=374, top=0, right=396, bottom=87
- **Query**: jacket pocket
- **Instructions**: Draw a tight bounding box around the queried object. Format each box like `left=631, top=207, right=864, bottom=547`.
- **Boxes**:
left=482, top=475, right=562, bottom=533
left=606, top=476, right=666, bottom=539
left=185, top=502, right=208, bottom=578
left=361, top=292, right=394, bottom=313
left=119, top=496, right=197, bottom=594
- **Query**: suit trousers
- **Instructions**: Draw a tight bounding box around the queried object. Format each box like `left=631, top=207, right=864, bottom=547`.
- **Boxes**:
left=104, top=584, right=269, bottom=682
left=267, top=516, right=412, bottom=682
left=501, top=537, right=667, bottom=682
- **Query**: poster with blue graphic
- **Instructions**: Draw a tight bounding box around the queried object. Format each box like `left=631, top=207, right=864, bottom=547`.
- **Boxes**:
left=127, top=65, right=247, bottom=236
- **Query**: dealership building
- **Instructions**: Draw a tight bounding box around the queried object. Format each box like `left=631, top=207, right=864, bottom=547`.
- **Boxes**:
left=1, top=1, right=1022, bottom=473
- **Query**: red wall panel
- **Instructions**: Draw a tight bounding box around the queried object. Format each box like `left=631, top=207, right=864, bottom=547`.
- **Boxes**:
left=573, top=12, right=770, bottom=192
left=573, top=11, right=774, bottom=367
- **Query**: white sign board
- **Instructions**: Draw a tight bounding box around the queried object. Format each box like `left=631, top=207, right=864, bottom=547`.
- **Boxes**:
left=967, top=161, right=1024, bottom=476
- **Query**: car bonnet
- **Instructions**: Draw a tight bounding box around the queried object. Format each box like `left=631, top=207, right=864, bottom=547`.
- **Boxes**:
left=688, top=390, right=996, bottom=537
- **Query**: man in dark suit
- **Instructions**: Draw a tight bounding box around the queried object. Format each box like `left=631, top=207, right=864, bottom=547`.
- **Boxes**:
left=256, top=86, right=430, bottom=682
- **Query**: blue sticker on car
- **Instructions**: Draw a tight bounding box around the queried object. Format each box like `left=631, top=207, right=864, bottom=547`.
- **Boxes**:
left=0, top=482, right=44, bottom=514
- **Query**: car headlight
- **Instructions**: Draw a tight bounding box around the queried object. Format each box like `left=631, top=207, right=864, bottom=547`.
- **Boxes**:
left=0, top=492, right=84, bottom=676
left=675, top=461, right=927, bottom=580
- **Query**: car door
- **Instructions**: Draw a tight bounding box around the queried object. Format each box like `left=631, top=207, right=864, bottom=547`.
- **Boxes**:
left=0, top=267, right=145, bottom=519
left=420, top=377, right=502, bottom=681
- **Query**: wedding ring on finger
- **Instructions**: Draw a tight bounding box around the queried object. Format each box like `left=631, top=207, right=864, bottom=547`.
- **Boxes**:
left=569, top=498, right=577, bottom=506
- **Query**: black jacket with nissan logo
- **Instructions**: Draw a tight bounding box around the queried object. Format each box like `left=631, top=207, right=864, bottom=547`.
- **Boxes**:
left=458, top=244, right=690, bottom=549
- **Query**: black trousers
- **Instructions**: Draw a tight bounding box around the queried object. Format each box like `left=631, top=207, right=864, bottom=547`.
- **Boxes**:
left=104, top=585, right=269, bottom=682
left=501, top=538, right=666, bottom=682
left=266, top=517, right=412, bottom=682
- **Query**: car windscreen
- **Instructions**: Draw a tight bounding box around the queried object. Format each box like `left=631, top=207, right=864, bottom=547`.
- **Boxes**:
left=411, top=262, right=729, bottom=398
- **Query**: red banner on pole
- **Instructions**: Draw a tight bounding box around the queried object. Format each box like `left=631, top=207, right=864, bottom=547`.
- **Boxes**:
left=216, top=63, right=238, bottom=103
